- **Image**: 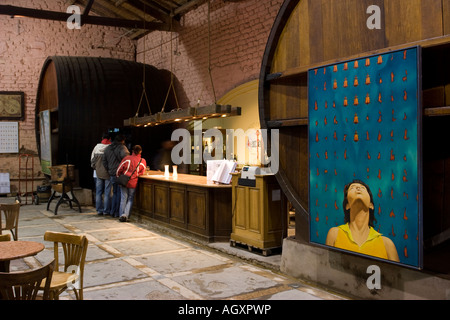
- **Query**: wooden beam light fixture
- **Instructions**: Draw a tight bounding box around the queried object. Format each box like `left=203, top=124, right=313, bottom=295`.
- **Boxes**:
left=124, top=1, right=241, bottom=128
left=124, top=104, right=241, bottom=127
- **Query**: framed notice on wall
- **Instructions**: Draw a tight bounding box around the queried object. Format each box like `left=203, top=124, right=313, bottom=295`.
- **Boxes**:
left=39, top=110, right=52, bottom=175
left=308, top=47, right=422, bottom=269
left=0, top=122, right=19, bottom=153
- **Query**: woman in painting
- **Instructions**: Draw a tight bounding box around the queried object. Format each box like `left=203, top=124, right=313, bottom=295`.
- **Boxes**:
left=326, top=179, right=400, bottom=262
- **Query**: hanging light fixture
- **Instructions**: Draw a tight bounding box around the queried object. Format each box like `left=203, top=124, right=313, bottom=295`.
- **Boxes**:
left=195, top=104, right=241, bottom=120
left=124, top=0, right=241, bottom=127
left=125, top=2, right=153, bottom=127
left=192, top=1, right=241, bottom=121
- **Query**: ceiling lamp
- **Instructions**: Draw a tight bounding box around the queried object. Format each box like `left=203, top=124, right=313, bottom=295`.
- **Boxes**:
left=124, top=113, right=160, bottom=127
left=158, top=107, right=195, bottom=123
left=123, top=0, right=241, bottom=128
left=194, top=104, right=241, bottom=120
left=131, top=3, right=152, bottom=125
left=124, top=104, right=241, bottom=127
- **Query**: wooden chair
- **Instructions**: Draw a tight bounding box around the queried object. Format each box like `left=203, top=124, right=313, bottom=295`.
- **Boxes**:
left=40, top=231, right=88, bottom=300
left=0, top=202, right=20, bottom=241
left=0, top=234, right=11, bottom=272
left=0, top=259, right=55, bottom=300
left=0, top=234, right=11, bottom=241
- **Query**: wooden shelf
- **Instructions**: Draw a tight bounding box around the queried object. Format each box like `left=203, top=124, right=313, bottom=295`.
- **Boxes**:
left=264, top=107, right=450, bottom=128
left=266, top=118, right=308, bottom=128
left=265, top=35, right=450, bottom=82
left=424, top=106, right=450, bottom=117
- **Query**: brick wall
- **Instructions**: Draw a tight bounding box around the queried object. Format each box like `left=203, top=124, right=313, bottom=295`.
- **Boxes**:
left=0, top=0, right=136, bottom=194
left=0, top=0, right=284, bottom=194
left=137, top=0, right=284, bottom=108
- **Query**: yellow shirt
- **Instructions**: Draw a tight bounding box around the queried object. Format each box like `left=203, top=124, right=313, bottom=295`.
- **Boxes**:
left=334, top=224, right=388, bottom=260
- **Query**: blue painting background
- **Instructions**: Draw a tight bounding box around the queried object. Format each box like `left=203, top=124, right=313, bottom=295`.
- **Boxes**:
left=308, top=47, right=421, bottom=268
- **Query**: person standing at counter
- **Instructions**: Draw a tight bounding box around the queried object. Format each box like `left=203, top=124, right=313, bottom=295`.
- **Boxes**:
left=103, top=134, right=130, bottom=217
left=116, top=145, right=147, bottom=222
left=90, top=133, right=111, bottom=216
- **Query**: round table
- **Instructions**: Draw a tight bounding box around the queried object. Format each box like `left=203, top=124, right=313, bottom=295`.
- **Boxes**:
left=0, top=241, right=45, bottom=272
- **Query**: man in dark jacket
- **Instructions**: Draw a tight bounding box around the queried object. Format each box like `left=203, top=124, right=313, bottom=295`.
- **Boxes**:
left=102, top=134, right=130, bottom=217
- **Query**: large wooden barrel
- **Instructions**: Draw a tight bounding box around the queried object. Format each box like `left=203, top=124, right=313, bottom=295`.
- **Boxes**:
left=35, top=56, right=182, bottom=189
left=259, top=0, right=450, bottom=251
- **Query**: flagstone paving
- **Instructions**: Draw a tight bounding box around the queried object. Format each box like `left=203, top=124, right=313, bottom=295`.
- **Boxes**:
left=3, top=197, right=348, bottom=301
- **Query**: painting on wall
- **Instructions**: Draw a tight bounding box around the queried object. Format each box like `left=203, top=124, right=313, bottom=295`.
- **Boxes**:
left=308, top=47, right=422, bottom=269
left=0, top=91, right=24, bottom=120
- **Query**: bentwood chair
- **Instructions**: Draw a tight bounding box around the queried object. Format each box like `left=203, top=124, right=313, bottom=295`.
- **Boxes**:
left=0, top=259, right=55, bottom=300
left=0, top=234, right=11, bottom=242
left=0, top=234, right=11, bottom=272
left=40, top=231, right=88, bottom=300
left=0, top=202, right=20, bottom=241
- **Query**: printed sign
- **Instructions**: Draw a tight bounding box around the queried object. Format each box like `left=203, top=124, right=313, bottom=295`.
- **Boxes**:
left=0, top=122, right=19, bottom=153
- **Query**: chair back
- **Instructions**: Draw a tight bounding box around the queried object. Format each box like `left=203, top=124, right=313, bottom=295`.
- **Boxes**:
left=0, top=259, right=55, bottom=300
left=44, top=231, right=88, bottom=293
left=0, top=202, right=20, bottom=240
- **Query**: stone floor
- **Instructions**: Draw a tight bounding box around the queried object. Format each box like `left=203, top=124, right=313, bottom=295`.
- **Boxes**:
left=3, top=196, right=349, bottom=303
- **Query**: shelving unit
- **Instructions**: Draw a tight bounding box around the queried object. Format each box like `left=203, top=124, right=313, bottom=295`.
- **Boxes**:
left=17, top=154, right=36, bottom=205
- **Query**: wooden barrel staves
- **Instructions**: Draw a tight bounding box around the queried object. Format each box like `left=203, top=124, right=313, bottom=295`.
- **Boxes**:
left=259, top=0, right=450, bottom=244
left=35, top=56, right=180, bottom=189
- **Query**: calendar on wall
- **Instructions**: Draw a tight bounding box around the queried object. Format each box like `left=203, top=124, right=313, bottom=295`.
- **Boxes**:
left=0, top=122, right=19, bottom=153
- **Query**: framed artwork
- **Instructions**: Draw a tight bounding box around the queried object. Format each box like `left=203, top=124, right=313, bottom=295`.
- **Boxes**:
left=308, top=46, right=422, bottom=269
left=0, top=91, right=25, bottom=120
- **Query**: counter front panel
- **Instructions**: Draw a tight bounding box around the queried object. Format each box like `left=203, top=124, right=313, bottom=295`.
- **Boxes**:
left=134, top=171, right=232, bottom=242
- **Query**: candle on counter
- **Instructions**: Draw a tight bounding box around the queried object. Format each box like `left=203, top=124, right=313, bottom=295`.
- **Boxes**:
left=164, top=165, right=170, bottom=179
left=173, top=165, right=178, bottom=180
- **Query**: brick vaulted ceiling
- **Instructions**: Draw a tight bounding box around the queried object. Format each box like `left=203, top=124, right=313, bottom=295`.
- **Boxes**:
left=0, top=0, right=236, bottom=39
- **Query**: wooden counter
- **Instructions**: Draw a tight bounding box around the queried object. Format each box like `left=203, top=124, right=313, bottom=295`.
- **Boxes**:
left=133, top=171, right=232, bottom=242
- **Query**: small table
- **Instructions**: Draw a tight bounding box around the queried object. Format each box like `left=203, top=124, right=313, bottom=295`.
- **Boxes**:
left=0, top=241, right=45, bottom=272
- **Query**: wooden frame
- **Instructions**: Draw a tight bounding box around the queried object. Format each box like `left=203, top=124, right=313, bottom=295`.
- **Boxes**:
left=0, top=91, right=24, bottom=120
